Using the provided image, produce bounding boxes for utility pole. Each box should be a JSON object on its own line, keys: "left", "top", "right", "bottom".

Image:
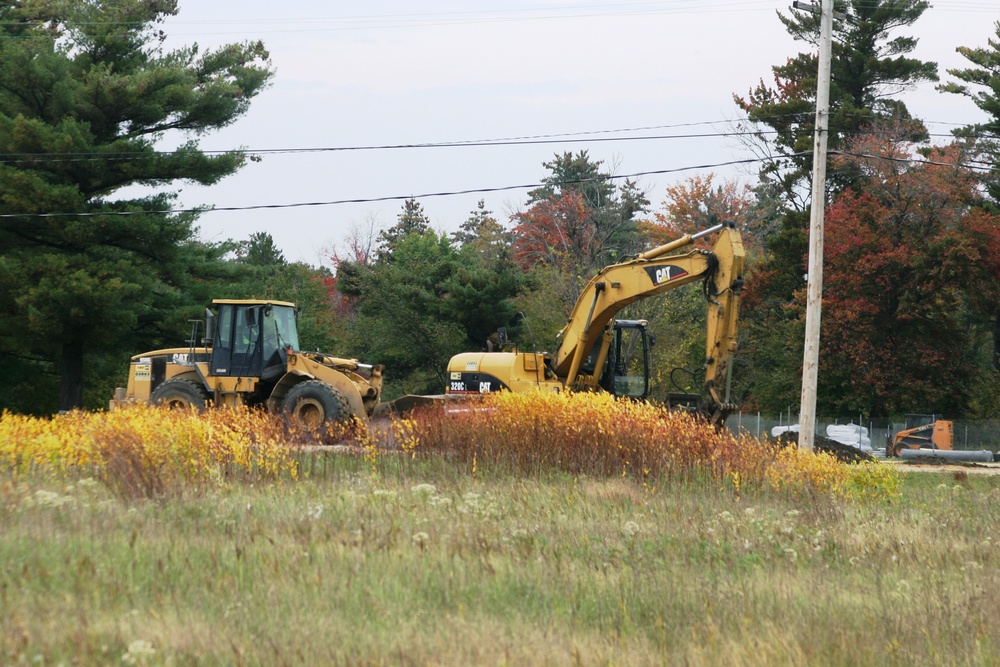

{"left": 796, "top": 0, "right": 834, "bottom": 451}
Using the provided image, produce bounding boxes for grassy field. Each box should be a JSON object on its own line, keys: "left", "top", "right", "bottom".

{"left": 3, "top": 455, "right": 1000, "bottom": 666}
{"left": 1, "top": 396, "right": 997, "bottom": 665}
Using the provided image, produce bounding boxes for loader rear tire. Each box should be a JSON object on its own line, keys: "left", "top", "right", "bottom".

{"left": 283, "top": 381, "right": 353, "bottom": 430}
{"left": 150, "top": 378, "right": 209, "bottom": 411}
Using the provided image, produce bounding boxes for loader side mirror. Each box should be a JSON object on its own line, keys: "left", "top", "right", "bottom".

{"left": 497, "top": 328, "right": 508, "bottom": 348}
{"left": 204, "top": 309, "right": 215, "bottom": 346}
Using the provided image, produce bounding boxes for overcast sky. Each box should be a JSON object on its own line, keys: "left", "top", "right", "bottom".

{"left": 153, "top": 1, "right": 999, "bottom": 265}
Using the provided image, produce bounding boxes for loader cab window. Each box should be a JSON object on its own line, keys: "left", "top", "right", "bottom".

{"left": 262, "top": 305, "right": 299, "bottom": 357}
{"left": 210, "top": 304, "right": 263, "bottom": 378}
{"left": 234, "top": 307, "right": 256, "bottom": 353}
{"left": 601, "top": 320, "right": 651, "bottom": 399}
{"left": 260, "top": 305, "right": 299, "bottom": 380}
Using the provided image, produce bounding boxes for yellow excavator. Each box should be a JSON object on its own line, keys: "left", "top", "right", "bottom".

{"left": 112, "top": 299, "right": 384, "bottom": 428}
{"left": 445, "top": 221, "right": 745, "bottom": 425}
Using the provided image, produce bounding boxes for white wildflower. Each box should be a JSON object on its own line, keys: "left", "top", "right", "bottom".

{"left": 122, "top": 639, "right": 156, "bottom": 665}
{"left": 622, "top": 521, "right": 641, "bottom": 538}
{"left": 27, "top": 490, "right": 74, "bottom": 508}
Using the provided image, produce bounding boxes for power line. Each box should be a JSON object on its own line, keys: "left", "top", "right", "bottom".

{"left": 1, "top": 113, "right": 987, "bottom": 166}
{"left": 134, "top": 2, "right": 794, "bottom": 35}
{"left": 0, "top": 2, "right": 802, "bottom": 39}
{"left": 830, "top": 149, "right": 1000, "bottom": 173}
{"left": 3, "top": 0, "right": 986, "bottom": 39}
{"left": 0, "top": 156, "right": 776, "bottom": 219}
{"left": 3, "top": 147, "right": 996, "bottom": 220}
{"left": 0, "top": 130, "right": 783, "bottom": 165}
{"left": 0, "top": 115, "right": 799, "bottom": 165}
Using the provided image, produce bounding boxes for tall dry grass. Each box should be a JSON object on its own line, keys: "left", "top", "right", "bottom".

{"left": 1, "top": 392, "right": 899, "bottom": 504}
{"left": 402, "top": 391, "right": 898, "bottom": 502}
{"left": 0, "top": 405, "right": 299, "bottom": 499}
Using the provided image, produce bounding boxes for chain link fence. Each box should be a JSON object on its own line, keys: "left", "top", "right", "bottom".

{"left": 725, "top": 412, "right": 1000, "bottom": 453}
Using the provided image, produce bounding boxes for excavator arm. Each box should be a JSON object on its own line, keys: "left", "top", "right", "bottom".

{"left": 553, "top": 222, "right": 745, "bottom": 422}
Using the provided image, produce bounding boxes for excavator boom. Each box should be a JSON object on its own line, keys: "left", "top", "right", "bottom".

{"left": 554, "top": 222, "right": 745, "bottom": 419}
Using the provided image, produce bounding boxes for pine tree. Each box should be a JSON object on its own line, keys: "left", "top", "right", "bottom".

{"left": 0, "top": 0, "right": 273, "bottom": 412}
{"left": 735, "top": 0, "right": 937, "bottom": 202}
{"left": 376, "top": 198, "right": 431, "bottom": 261}
{"left": 938, "top": 20, "right": 1000, "bottom": 207}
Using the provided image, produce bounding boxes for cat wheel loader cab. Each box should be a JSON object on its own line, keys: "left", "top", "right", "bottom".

{"left": 445, "top": 222, "right": 745, "bottom": 426}
{"left": 112, "top": 299, "right": 384, "bottom": 429}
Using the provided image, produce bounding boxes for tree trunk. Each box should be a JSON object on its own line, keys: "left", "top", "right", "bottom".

{"left": 994, "top": 310, "right": 1000, "bottom": 372}
{"left": 58, "top": 337, "right": 84, "bottom": 411}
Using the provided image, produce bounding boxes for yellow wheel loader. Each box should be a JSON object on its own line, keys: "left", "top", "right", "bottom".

{"left": 445, "top": 221, "right": 745, "bottom": 425}
{"left": 112, "top": 299, "right": 383, "bottom": 429}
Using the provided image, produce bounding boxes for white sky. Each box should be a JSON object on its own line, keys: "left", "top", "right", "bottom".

{"left": 154, "top": 1, "right": 999, "bottom": 265}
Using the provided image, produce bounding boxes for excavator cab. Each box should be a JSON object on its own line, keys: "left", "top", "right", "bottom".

{"left": 588, "top": 320, "right": 652, "bottom": 399}
{"left": 604, "top": 320, "right": 652, "bottom": 399}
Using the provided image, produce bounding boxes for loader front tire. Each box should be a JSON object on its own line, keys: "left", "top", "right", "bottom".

{"left": 150, "top": 378, "right": 209, "bottom": 411}
{"left": 283, "top": 381, "right": 353, "bottom": 430}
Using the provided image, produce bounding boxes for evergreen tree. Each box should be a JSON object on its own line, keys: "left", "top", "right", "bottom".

{"left": 0, "top": 0, "right": 273, "bottom": 412}
{"left": 345, "top": 198, "right": 523, "bottom": 390}
{"left": 939, "top": 20, "right": 1000, "bottom": 207}
{"left": 730, "top": 2, "right": 938, "bottom": 417}
{"left": 452, "top": 200, "right": 509, "bottom": 256}
{"left": 376, "top": 198, "right": 431, "bottom": 261}
{"left": 735, "top": 0, "right": 937, "bottom": 202}
{"left": 237, "top": 231, "right": 287, "bottom": 267}
{"left": 337, "top": 227, "right": 522, "bottom": 396}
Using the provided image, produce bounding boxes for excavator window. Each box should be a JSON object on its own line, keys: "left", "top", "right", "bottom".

{"left": 601, "top": 321, "right": 651, "bottom": 399}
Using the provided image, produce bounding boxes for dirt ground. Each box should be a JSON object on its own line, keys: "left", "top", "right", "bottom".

{"left": 884, "top": 459, "right": 1000, "bottom": 475}
{"left": 772, "top": 432, "right": 1000, "bottom": 474}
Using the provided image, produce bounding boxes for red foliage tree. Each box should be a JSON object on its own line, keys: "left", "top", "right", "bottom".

{"left": 510, "top": 192, "right": 596, "bottom": 272}
{"left": 820, "top": 139, "right": 1000, "bottom": 415}
{"left": 325, "top": 220, "right": 378, "bottom": 320}
{"left": 644, "top": 174, "right": 768, "bottom": 252}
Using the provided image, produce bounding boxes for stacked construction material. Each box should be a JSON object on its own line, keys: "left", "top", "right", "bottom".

{"left": 825, "top": 423, "right": 872, "bottom": 452}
